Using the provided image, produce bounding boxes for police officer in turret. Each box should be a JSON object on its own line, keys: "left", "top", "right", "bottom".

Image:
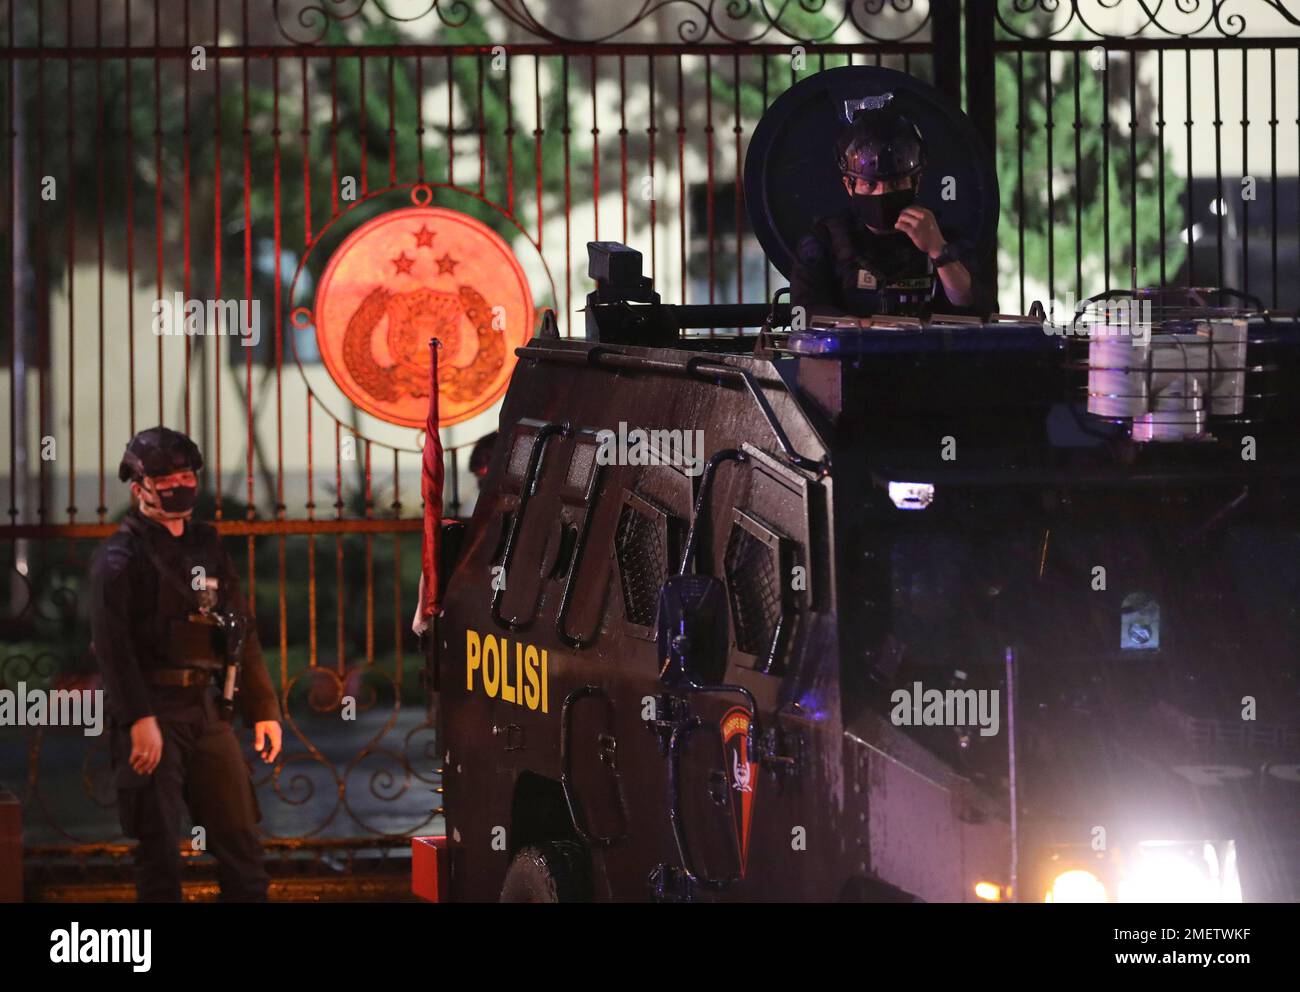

{"left": 790, "top": 96, "right": 991, "bottom": 319}
{"left": 89, "top": 427, "right": 282, "bottom": 902}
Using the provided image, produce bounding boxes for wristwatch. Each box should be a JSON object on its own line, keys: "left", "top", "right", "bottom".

{"left": 930, "top": 243, "right": 959, "bottom": 268}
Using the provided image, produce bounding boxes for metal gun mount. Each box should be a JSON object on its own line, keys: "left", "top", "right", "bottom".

{"left": 584, "top": 241, "right": 792, "bottom": 346}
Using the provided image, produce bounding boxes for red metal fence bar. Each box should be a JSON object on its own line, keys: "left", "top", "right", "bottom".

{"left": 7, "top": 24, "right": 942, "bottom": 535}
{"left": 13, "top": 0, "right": 1289, "bottom": 859}
{"left": 1, "top": 43, "right": 941, "bottom": 59}
{"left": 1, "top": 0, "right": 946, "bottom": 852}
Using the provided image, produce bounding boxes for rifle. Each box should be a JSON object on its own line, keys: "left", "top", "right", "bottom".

{"left": 213, "top": 610, "right": 247, "bottom": 723}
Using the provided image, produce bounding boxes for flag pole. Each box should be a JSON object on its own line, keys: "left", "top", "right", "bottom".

{"left": 417, "top": 338, "right": 445, "bottom": 721}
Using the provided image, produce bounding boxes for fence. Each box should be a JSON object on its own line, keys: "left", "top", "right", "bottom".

{"left": 0, "top": 0, "right": 1296, "bottom": 882}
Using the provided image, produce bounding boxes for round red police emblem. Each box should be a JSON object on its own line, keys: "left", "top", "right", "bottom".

{"left": 313, "top": 205, "right": 534, "bottom": 428}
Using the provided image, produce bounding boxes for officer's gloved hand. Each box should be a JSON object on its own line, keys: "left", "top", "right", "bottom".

{"left": 130, "top": 716, "right": 164, "bottom": 775}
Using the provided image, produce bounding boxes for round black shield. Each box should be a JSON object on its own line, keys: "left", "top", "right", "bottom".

{"left": 743, "top": 66, "right": 999, "bottom": 279}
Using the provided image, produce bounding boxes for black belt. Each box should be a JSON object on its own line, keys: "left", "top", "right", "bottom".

{"left": 147, "top": 668, "right": 214, "bottom": 688}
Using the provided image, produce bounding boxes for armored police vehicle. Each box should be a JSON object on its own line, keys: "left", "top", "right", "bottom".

{"left": 427, "top": 67, "right": 1300, "bottom": 902}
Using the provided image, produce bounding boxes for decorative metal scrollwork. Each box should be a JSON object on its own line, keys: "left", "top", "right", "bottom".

{"left": 275, "top": 0, "right": 472, "bottom": 44}
{"left": 275, "top": 0, "right": 934, "bottom": 46}
{"left": 994, "top": 1, "right": 1300, "bottom": 41}
{"left": 3, "top": 558, "right": 441, "bottom": 848}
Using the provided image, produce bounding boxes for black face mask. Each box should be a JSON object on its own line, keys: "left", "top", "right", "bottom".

{"left": 144, "top": 480, "right": 199, "bottom": 514}
{"left": 849, "top": 188, "right": 916, "bottom": 231}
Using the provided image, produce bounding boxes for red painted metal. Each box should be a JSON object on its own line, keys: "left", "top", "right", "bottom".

{"left": 420, "top": 339, "right": 443, "bottom": 619}
{"left": 705, "top": 52, "right": 715, "bottom": 328}
{"left": 0, "top": 789, "right": 21, "bottom": 903}
{"left": 562, "top": 54, "right": 571, "bottom": 334}
{"left": 618, "top": 54, "right": 627, "bottom": 243}
{"left": 63, "top": 19, "right": 74, "bottom": 523}
{"left": 476, "top": 52, "right": 485, "bottom": 196}
{"left": 676, "top": 54, "right": 685, "bottom": 306}
{"left": 410, "top": 835, "right": 447, "bottom": 903}
{"left": 502, "top": 54, "right": 513, "bottom": 215}
{"left": 533, "top": 55, "right": 542, "bottom": 245}
{"left": 0, "top": 0, "right": 947, "bottom": 857}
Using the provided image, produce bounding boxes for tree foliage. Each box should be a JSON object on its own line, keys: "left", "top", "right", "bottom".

{"left": 995, "top": 49, "right": 1187, "bottom": 311}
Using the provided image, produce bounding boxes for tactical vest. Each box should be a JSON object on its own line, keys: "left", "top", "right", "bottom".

{"left": 122, "top": 514, "right": 229, "bottom": 672}
{"left": 814, "top": 213, "right": 936, "bottom": 317}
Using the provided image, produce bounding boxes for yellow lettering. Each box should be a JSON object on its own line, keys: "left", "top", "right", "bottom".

{"left": 523, "top": 646, "right": 540, "bottom": 710}
{"left": 483, "top": 634, "right": 500, "bottom": 697}
{"left": 465, "top": 629, "right": 481, "bottom": 692}
{"left": 467, "top": 632, "right": 552, "bottom": 712}
{"left": 502, "top": 641, "right": 517, "bottom": 704}
{"left": 515, "top": 643, "right": 524, "bottom": 706}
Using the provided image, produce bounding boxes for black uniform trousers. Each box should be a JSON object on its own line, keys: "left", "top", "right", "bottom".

{"left": 115, "top": 694, "right": 268, "bottom": 902}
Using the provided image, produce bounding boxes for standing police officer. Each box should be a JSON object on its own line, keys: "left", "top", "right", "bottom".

{"left": 89, "top": 427, "right": 282, "bottom": 902}
{"left": 790, "top": 98, "right": 991, "bottom": 319}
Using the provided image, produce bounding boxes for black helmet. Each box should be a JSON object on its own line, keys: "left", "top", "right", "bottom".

{"left": 118, "top": 426, "right": 204, "bottom": 483}
{"left": 836, "top": 106, "right": 926, "bottom": 184}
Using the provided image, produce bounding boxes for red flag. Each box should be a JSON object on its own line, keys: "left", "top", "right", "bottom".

{"left": 420, "top": 338, "right": 444, "bottom": 618}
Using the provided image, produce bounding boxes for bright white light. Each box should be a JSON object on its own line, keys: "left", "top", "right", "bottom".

{"left": 1181, "top": 223, "right": 1204, "bottom": 244}
{"left": 1117, "top": 841, "right": 1242, "bottom": 903}
{"left": 1220, "top": 842, "right": 1244, "bottom": 903}
{"left": 1120, "top": 852, "right": 1211, "bottom": 902}
{"left": 1209, "top": 198, "right": 1227, "bottom": 217}
{"left": 974, "top": 881, "right": 1003, "bottom": 902}
{"left": 1046, "top": 869, "right": 1107, "bottom": 903}
{"left": 888, "top": 481, "right": 934, "bottom": 511}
